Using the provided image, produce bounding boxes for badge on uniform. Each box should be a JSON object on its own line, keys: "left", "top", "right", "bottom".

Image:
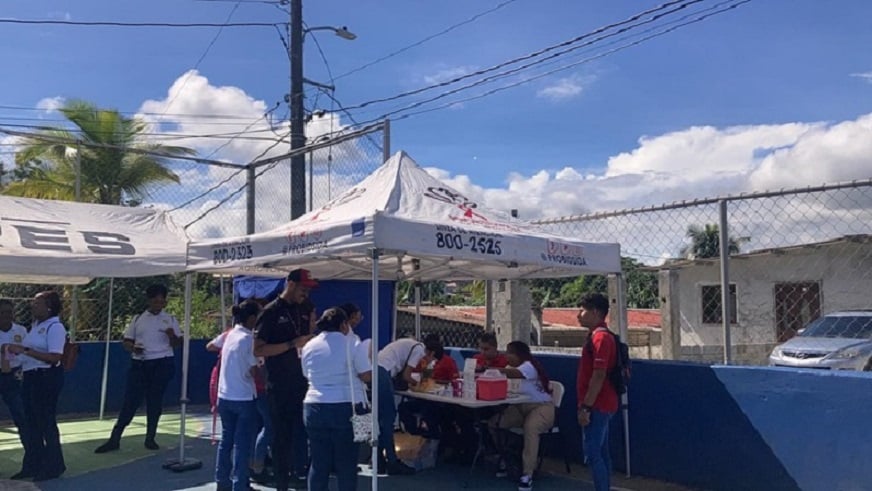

{"left": 38, "top": 328, "right": 46, "bottom": 334}
{"left": 13, "top": 335, "right": 21, "bottom": 342}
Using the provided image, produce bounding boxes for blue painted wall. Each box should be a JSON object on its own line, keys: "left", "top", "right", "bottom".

{"left": 4, "top": 340, "right": 871, "bottom": 491}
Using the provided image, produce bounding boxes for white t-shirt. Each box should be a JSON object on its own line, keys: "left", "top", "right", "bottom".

{"left": 302, "top": 331, "right": 371, "bottom": 404}
{"left": 21, "top": 317, "right": 66, "bottom": 371}
{"left": 218, "top": 325, "right": 257, "bottom": 401}
{"left": 124, "top": 310, "right": 182, "bottom": 361}
{"left": 0, "top": 323, "right": 28, "bottom": 369}
{"left": 377, "top": 338, "right": 426, "bottom": 377}
{"left": 517, "top": 361, "right": 552, "bottom": 403}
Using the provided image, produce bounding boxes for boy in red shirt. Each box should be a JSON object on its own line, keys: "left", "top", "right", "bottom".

{"left": 473, "top": 332, "right": 508, "bottom": 371}
{"left": 576, "top": 293, "right": 618, "bottom": 491}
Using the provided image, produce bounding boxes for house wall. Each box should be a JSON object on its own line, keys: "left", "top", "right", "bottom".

{"left": 669, "top": 241, "right": 872, "bottom": 364}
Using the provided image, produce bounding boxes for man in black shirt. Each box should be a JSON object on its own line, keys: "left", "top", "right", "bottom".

{"left": 255, "top": 269, "right": 317, "bottom": 491}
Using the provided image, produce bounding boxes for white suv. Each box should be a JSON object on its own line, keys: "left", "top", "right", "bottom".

{"left": 768, "top": 311, "right": 872, "bottom": 371}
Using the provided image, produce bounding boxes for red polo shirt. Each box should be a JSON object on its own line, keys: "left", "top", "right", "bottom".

{"left": 576, "top": 326, "right": 619, "bottom": 414}
{"left": 473, "top": 353, "right": 509, "bottom": 370}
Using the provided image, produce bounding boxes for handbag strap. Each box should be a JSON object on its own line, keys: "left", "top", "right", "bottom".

{"left": 346, "top": 335, "right": 369, "bottom": 409}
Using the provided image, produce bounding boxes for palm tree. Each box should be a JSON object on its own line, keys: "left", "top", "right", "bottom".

{"left": 680, "top": 223, "right": 743, "bottom": 259}
{"left": 4, "top": 100, "right": 194, "bottom": 205}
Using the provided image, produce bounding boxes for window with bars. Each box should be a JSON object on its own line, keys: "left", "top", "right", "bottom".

{"left": 700, "top": 284, "right": 737, "bottom": 324}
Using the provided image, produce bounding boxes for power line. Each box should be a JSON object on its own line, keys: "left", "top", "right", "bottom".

{"left": 337, "top": 0, "right": 751, "bottom": 127}
{"left": 200, "top": 101, "right": 281, "bottom": 160}
{"left": 0, "top": 104, "right": 275, "bottom": 120}
{"left": 0, "top": 18, "right": 280, "bottom": 28}
{"left": 0, "top": 127, "right": 244, "bottom": 169}
{"left": 160, "top": 1, "right": 242, "bottom": 115}
{"left": 334, "top": 0, "right": 520, "bottom": 81}
{"left": 346, "top": 0, "right": 712, "bottom": 122}
{"left": 0, "top": 121, "right": 286, "bottom": 141}
{"left": 336, "top": 0, "right": 699, "bottom": 113}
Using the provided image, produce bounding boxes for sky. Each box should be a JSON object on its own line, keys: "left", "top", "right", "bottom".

{"left": 1, "top": 0, "right": 872, "bottom": 239}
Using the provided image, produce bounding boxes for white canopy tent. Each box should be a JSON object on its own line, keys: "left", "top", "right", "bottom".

{"left": 0, "top": 196, "right": 199, "bottom": 470}
{"left": 188, "top": 151, "right": 628, "bottom": 488}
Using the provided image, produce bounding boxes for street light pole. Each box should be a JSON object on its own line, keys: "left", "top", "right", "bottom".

{"left": 289, "top": 0, "right": 306, "bottom": 219}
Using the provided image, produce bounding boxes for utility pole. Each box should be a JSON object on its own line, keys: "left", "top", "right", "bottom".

{"left": 289, "top": 0, "right": 306, "bottom": 219}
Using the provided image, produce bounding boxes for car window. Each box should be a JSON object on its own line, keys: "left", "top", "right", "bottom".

{"left": 801, "top": 316, "right": 872, "bottom": 339}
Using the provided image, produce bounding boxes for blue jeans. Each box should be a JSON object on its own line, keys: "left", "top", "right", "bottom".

{"left": 376, "top": 366, "right": 398, "bottom": 463}
{"left": 252, "top": 393, "right": 273, "bottom": 466}
{"left": 216, "top": 398, "right": 257, "bottom": 491}
{"left": 583, "top": 409, "right": 614, "bottom": 491}
{"left": 304, "top": 402, "right": 360, "bottom": 491}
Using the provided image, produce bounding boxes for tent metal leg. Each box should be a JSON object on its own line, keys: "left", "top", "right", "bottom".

{"left": 163, "top": 273, "right": 202, "bottom": 472}
{"left": 370, "top": 248, "right": 381, "bottom": 491}
{"left": 99, "top": 278, "right": 115, "bottom": 421}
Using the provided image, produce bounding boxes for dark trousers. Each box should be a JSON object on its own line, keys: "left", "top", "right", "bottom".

{"left": 268, "top": 386, "right": 308, "bottom": 490}
{"left": 112, "top": 357, "right": 175, "bottom": 440}
{"left": 304, "top": 402, "right": 359, "bottom": 491}
{"left": 0, "top": 370, "right": 29, "bottom": 448}
{"left": 21, "top": 366, "right": 65, "bottom": 477}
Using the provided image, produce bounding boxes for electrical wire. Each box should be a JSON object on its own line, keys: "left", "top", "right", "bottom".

{"left": 0, "top": 104, "right": 277, "bottom": 120}
{"left": 327, "top": 0, "right": 750, "bottom": 128}
{"left": 345, "top": 0, "right": 710, "bottom": 122}
{"left": 335, "top": 0, "right": 699, "bottom": 113}
{"left": 160, "top": 1, "right": 242, "bottom": 115}
{"left": 0, "top": 18, "right": 279, "bottom": 28}
{"left": 334, "top": 0, "right": 520, "bottom": 81}
{"left": 200, "top": 101, "right": 281, "bottom": 160}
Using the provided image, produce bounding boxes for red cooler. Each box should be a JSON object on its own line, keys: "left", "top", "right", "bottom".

{"left": 476, "top": 377, "right": 508, "bottom": 401}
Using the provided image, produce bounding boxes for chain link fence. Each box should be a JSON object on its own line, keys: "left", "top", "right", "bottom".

{"left": 535, "top": 180, "right": 872, "bottom": 367}
{"left": 0, "top": 121, "right": 387, "bottom": 341}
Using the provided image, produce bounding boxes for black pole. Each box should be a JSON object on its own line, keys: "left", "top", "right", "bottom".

{"left": 289, "top": 0, "right": 306, "bottom": 219}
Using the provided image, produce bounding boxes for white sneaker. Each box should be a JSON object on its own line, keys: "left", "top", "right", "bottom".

{"left": 495, "top": 459, "right": 508, "bottom": 478}
{"left": 518, "top": 474, "right": 532, "bottom": 490}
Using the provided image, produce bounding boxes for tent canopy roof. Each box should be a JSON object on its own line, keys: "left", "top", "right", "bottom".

{"left": 187, "top": 151, "right": 621, "bottom": 280}
{"left": 0, "top": 196, "right": 190, "bottom": 284}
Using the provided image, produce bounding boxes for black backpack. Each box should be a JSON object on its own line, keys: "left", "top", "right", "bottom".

{"left": 583, "top": 328, "right": 631, "bottom": 395}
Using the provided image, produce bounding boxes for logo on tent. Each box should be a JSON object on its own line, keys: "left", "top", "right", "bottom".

{"left": 283, "top": 229, "right": 327, "bottom": 255}
{"left": 351, "top": 218, "right": 365, "bottom": 237}
{"left": 541, "top": 240, "right": 587, "bottom": 266}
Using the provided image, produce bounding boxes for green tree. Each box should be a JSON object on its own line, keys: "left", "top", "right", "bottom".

{"left": 680, "top": 223, "right": 743, "bottom": 259}
{"left": 3, "top": 99, "right": 193, "bottom": 205}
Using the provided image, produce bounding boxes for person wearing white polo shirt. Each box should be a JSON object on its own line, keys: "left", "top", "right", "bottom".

{"left": 215, "top": 299, "right": 260, "bottom": 491}
{"left": 95, "top": 284, "right": 181, "bottom": 453}
{"left": 0, "top": 299, "right": 29, "bottom": 452}
{"left": 7, "top": 291, "right": 67, "bottom": 481}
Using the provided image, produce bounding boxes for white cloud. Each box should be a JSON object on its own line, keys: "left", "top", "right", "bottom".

{"left": 36, "top": 96, "right": 65, "bottom": 113}
{"left": 136, "top": 70, "right": 378, "bottom": 238}
{"left": 420, "top": 65, "right": 476, "bottom": 86}
{"left": 850, "top": 71, "right": 872, "bottom": 83}
{"left": 536, "top": 75, "right": 585, "bottom": 101}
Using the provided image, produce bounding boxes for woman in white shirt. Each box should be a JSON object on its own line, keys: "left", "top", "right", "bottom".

{"left": 490, "top": 341, "right": 555, "bottom": 491}
{"left": 302, "top": 307, "right": 372, "bottom": 491}
{"left": 7, "top": 291, "right": 67, "bottom": 482}
{"left": 214, "top": 300, "right": 261, "bottom": 491}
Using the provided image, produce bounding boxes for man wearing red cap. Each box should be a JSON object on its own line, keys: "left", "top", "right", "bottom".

{"left": 254, "top": 268, "right": 318, "bottom": 491}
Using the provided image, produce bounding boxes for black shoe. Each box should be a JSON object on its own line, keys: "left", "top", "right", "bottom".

{"left": 387, "top": 461, "right": 416, "bottom": 475}
{"left": 95, "top": 439, "right": 120, "bottom": 454}
{"left": 11, "top": 470, "right": 34, "bottom": 480}
{"left": 144, "top": 438, "right": 160, "bottom": 450}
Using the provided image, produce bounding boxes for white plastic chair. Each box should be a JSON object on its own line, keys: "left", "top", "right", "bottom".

{"left": 509, "top": 380, "right": 571, "bottom": 474}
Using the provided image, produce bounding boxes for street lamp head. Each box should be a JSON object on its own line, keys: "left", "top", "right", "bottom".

{"left": 333, "top": 26, "right": 356, "bottom": 40}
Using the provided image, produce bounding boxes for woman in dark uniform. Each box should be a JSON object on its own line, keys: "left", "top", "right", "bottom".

{"left": 8, "top": 290, "right": 67, "bottom": 481}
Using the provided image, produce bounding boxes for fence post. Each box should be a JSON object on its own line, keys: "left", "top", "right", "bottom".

{"left": 246, "top": 165, "right": 256, "bottom": 234}
{"left": 382, "top": 119, "right": 391, "bottom": 163}
{"left": 718, "top": 199, "right": 732, "bottom": 364}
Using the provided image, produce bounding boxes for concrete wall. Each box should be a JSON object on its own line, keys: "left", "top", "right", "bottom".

{"left": 5, "top": 336, "right": 871, "bottom": 491}
{"left": 666, "top": 241, "right": 872, "bottom": 364}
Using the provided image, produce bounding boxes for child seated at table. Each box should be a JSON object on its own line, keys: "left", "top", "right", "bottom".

{"left": 398, "top": 335, "right": 458, "bottom": 438}
{"left": 488, "top": 341, "right": 555, "bottom": 491}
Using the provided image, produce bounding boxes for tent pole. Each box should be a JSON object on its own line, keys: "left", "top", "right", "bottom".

{"left": 163, "top": 273, "right": 202, "bottom": 472}
{"left": 99, "top": 278, "right": 115, "bottom": 420}
{"left": 219, "top": 275, "right": 227, "bottom": 331}
{"left": 485, "top": 280, "right": 493, "bottom": 333}
{"left": 614, "top": 272, "right": 631, "bottom": 477}
{"left": 370, "top": 248, "right": 381, "bottom": 491}
{"left": 414, "top": 282, "right": 421, "bottom": 340}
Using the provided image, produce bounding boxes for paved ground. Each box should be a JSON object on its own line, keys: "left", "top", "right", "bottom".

{"left": 0, "top": 410, "right": 698, "bottom": 491}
